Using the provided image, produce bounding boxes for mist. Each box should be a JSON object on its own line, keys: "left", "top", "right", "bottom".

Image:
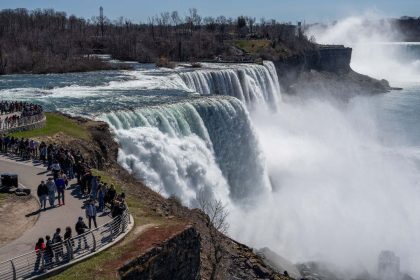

{"left": 307, "top": 12, "right": 420, "bottom": 85}
{"left": 226, "top": 14, "right": 420, "bottom": 278}
{"left": 228, "top": 95, "right": 420, "bottom": 277}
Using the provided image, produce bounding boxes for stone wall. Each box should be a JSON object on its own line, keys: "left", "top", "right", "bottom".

{"left": 118, "top": 225, "right": 201, "bottom": 280}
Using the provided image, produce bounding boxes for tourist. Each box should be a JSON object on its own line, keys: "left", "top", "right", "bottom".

{"left": 75, "top": 217, "right": 89, "bottom": 251}
{"left": 39, "top": 142, "right": 47, "bottom": 162}
{"left": 90, "top": 175, "right": 99, "bottom": 200}
{"left": 111, "top": 200, "right": 126, "bottom": 235}
{"left": 64, "top": 227, "right": 73, "bottom": 261}
{"left": 97, "top": 183, "right": 106, "bottom": 212}
{"left": 66, "top": 152, "right": 75, "bottom": 180}
{"left": 37, "top": 181, "right": 48, "bottom": 210}
{"left": 55, "top": 176, "right": 66, "bottom": 206}
{"left": 51, "top": 160, "right": 61, "bottom": 179}
{"left": 106, "top": 184, "right": 116, "bottom": 208}
{"left": 47, "top": 147, "right": 53, "bottom": 170}
{"left": 44, "top": 235, "right": 54, "bottom": 269}
{"left": 83, "top": 171, "right": 93, "bottom": 197}
{"left": 111, "top": 200, "right": 126, "bottom": 218}
{"left": 46, "top": 178, "right": 57, "bottom": 207}
{"left": 60, "top": 171, "right": 68, "bottom": 188}
{"left": 34, "top": 237, "right": 45, "bottom": 272}
{"left": 85, "top": 199, "right": 97, "bottom": 229}
{"left": 52, "top": 228, "right": 64, "bottom": 263}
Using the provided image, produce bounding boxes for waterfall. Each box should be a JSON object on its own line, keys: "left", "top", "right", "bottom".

{"left": 179, "top": 61, "right": 281, "bottom": 110}
{"left": 101, "top": 96, "right": 271, "bottom": 206}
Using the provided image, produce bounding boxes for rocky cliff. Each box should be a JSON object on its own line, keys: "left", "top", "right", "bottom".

{"left": 274, "top": 44, "right": 392, "bottom": 99}
{"left": 119, "top": 225, "right": 201, "bottom": 280}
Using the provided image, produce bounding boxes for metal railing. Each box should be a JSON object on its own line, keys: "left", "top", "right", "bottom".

{"left": 0, "top": 211, "right": 130, "bottom": 280}
{"left": 0, "top": 112, "right": 45, "bottom": 131}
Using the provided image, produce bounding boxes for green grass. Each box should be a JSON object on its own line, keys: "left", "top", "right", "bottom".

{"left": 10, "top": 113, "right": 90, "bottom": 140}
{"left": 230, "top": 39, "right": 271, "bottom": 54}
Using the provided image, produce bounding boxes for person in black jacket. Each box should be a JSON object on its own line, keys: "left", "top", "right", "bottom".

{"left": 52, "top": 228, "right": 64, "bottom": 263}
{"left": 37, "top": 181, "right": 48, "bottom": 210}
{"left": 75, "top": 217, "right": 89, "bottom": 251}
{"left": 44, "top": 235, "right": 53, "bottom": 269}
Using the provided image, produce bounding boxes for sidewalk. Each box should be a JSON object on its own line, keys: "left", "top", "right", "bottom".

{"left": 0, "top": 155, "right": 111, "bottom": 262}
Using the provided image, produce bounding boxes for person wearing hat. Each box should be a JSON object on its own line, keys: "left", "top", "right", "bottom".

{"left": 75, "top": 217, "right": 89, "bottom": 251}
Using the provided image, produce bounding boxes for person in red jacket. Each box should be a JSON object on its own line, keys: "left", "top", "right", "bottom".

{"left": 34, "top": 237, "right": 46, "bottom": 272}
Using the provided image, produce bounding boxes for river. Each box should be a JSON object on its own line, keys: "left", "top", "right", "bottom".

{"left": 1, "top": 44, "right": 420, "bottom": 278}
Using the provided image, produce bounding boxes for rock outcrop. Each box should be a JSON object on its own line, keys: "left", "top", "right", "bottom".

{"left": 274, "top": 44, "right": 392, "bottom": 98}
{"left": 118, "top": 225, "right": 201, "bottom": 280}
{"left": 256, "top": 247, "right": 302, "bottom": 279}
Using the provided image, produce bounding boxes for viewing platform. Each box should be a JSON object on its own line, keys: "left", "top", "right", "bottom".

{"left": 0, "top": 102, "right": 46, "bottom": 134}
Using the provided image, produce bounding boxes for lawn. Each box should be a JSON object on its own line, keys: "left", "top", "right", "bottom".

{"left": 10, "top": 112, "right": 90, "bottom": 140}
{"left": 230, "top": 39, "right": 271, "bottom": 54}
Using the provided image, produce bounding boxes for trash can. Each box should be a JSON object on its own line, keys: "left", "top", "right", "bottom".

{"left": 1, "top": 173, "right": 18, "bottom": 188}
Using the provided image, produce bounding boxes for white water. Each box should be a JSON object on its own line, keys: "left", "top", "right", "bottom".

{"left": 98, "top": 58, "right": 420, "bottom": 277}
{"left": 179, "top": 61, "right": 281, "bottom": 110}
{"left": 101, "top": 97, "right": 271, "bottom": 206}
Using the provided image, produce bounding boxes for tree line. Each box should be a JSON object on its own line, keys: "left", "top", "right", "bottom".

{"left": 0, "top": 8, "right": 314, "bottom": 74}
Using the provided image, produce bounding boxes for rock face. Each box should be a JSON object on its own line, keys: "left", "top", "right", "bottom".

{"left": 378, "top": 251, "right": 400, "bottom": 280}
{"left": 274, "top": 44, "right": 392, "bottom": 98}
{"left": 256, "top": 247, "right": 302, "bottom": 279}
{"left": 118, "top": 226, "right": 201, "bottom": 280}
{"left": 304, "top": 45, "right": 352, "bottom": 74}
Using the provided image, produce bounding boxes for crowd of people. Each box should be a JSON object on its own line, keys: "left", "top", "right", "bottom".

{"left": 0, "top": 101, "right": 43, "bottom": 116}
{"left": 0, "top": 101, "right": 43, "bottom": 130}
{"left": 0, "top": 132, "right": 127, "bottom": 273}
{"left": 34, "top": 161, "right": 126, "bottom": 272}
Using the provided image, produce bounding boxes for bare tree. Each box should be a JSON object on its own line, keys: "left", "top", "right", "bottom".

{"left": 197, "top": 191, "right": 229, "bottom": 280}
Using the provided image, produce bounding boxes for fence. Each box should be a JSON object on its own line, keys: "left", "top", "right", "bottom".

{"left": 0, "top": 112, "right": 45, "bottom": 131}
{"left": 0, "top": 211, "right": 131, "bottom": 280}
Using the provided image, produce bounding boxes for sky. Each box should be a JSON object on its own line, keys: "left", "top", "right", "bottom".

{"left": 0, "top": 0, "right": 419, "bottom": 23}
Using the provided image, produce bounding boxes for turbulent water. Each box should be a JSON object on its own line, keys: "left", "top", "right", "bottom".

{"left": 179, "top": 61, "right": 281, "bottom": 110}
{"left": 1, "top": 43, "right": 420, "bottom": 278}
{"left": 101, "top": 97, "right": 270, "bottom": 206}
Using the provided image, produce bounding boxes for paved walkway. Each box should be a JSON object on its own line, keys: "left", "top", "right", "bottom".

{"left": 0, "top": 155, "right": 111, "bottom": 262}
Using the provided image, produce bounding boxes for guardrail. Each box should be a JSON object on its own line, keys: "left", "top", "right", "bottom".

{"left": 0, "top": 112, "right": 45, "bottom": 131}
{"left": 0, "top": 210, "right": 131, "bottom": 280}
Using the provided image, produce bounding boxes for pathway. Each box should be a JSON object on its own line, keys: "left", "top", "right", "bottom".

{"left": 0, "top": 155, "right": 111, "bottom": 262}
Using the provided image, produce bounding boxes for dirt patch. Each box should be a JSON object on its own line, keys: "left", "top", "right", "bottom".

{"left": 0, "top": 195, "right": 39, "bottom": 246}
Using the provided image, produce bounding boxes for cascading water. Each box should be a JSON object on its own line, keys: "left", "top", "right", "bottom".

{"left": 179, "top": 61, "right": 281, "bottom": 110}
{"left": 4, "top": 53, "right": 420, "bottom": 278}
{"left": 101, "top": 96, "right": 271, "bottom": 206}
